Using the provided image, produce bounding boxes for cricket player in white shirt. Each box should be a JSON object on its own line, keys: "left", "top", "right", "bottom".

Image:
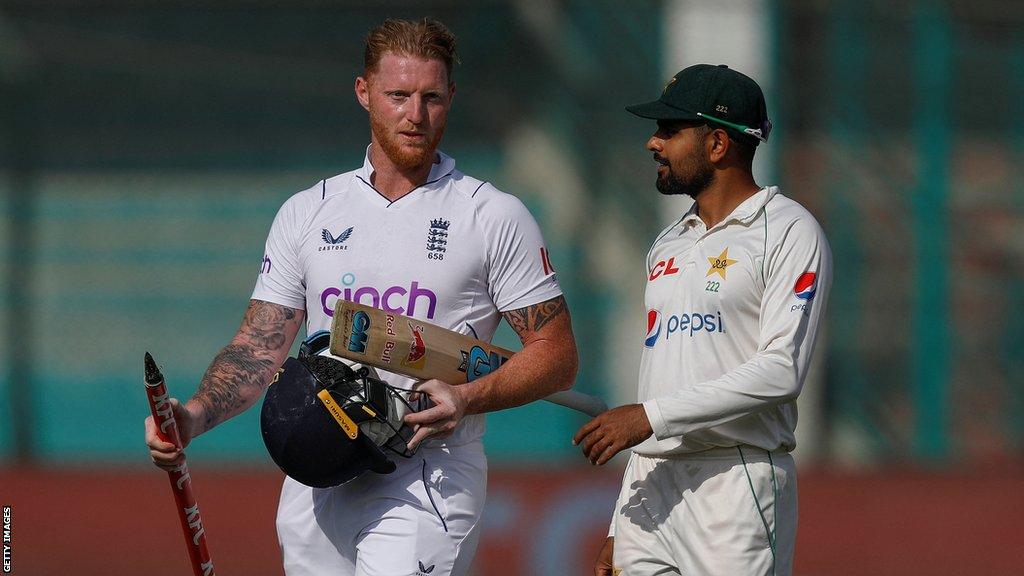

{"left": 574, "top": 64, "right": 832, "bottom": 576}
{"left": 145, "top": 18, "right": 578, "bottom": 576}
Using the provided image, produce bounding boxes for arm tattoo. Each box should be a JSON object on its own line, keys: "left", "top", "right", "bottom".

{"left": 241, "top": 299, "right": 296, "bottom": 350}
{"left": 502, "top": 295, "right": 567, "bottom": 342}
{"left": 195, "top": 344, "right": 277, "bottom": 431}
{"left": 193, "top": 300, "right": 299, "bottom": 431}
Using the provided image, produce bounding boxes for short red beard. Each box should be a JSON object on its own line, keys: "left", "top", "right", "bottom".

{"left": 369, "top": 106, "right": 446, "bottom": 171}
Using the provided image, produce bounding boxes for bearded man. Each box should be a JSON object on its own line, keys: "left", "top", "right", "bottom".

{"left": 145, "top": 18, "right": 577, "bottom": 576}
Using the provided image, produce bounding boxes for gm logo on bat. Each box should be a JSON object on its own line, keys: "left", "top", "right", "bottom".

{"left": 347, "top": 311, "right": 371, "bottom": 353}
{"left": 459, "top": 346, "right": 509, "bottom": 381}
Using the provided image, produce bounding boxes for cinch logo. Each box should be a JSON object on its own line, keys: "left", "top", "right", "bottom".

{"left": 794, "top": 272, "right": 817, "bottom": 300}
{"left": 347, "top": 311, "right": 370, "bottom": 353}
{"left": 459, "top": 345, "right": 510, "bottom": 381}
{"left": 644, "top": 309, "right": 662, "bottom": 348}
{"left": 320, "top": 274, "right": 438, "bottom": 319}
{"left": 644, "top": 309, "right": 725, "bottom": 346}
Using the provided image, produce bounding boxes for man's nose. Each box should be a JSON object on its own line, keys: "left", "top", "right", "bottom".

{"left": 406, "top": 95, "right": 426, "bottom": 125}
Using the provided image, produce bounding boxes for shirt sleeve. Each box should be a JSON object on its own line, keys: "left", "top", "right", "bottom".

{"left": 482, "top": 190, "right": 562, "bottom": 312}
{"left": 250, "top": 193, "right": 308, "bottom": 310}
{"left": 643, "top": 215, "right": 833, "bottom": 439}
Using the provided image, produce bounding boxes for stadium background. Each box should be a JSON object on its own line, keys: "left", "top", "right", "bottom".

{"left": 1, "top": 1, "right": 1022, "bottom": 574}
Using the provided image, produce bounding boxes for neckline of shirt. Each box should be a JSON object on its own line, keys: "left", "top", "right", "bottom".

{"left": 354, "top": 145, "right": 457, "bottom": 208}
{"left": 680, "top": 186, "right": 778, "bottom": 232}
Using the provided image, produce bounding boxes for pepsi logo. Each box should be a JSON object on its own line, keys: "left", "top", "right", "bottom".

{"left": 644, "top": 309, "right": 662, "bottom": 348}
{"left": 794, "top": 272, "right": 817, "bottom": 301}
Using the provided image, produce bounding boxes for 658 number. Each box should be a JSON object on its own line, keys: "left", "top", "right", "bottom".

{"left": 428, "top": 252, "right": 444, "bottom": 260}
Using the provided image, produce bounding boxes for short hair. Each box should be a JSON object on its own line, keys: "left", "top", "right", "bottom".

{"left": 697, "top": 123, "right": 756, "bottom": 166}
{"left": 363, "top": 18, "right": 459, "bottom": 81}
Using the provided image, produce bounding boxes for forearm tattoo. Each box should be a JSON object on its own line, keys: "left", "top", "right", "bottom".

{"left": 193, "top": 300, "right": 298, "bottom": 431}
{"left": 243, "top": 300, "right": 295, "bottom": 350}
{"left": 502, "top": 295, "right": 567, "bottom": 342}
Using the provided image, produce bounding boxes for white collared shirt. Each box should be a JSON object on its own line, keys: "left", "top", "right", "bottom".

{"left": 252, "top": 148, "right": 562, "bottom": 447}
{"left": 634, "top": 186, "right": 832, "bottom": 456}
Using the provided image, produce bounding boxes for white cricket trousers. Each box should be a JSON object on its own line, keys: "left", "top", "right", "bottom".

{"left": 613, "top": 448, "right": 797, "bottom": 576}
{"left": 276, "top": 442, "right": 487, "bottom": 576}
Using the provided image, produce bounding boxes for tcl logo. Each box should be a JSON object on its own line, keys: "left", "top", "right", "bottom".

{"left": 649, "top": 257, "right": 680, "bottom": 281}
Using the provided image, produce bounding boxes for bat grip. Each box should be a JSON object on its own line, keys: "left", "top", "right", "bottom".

{"left": 543, "top": 389, "right": 609, "bottom": 417}
{"left": 146, "top": 378, "right": 216, "bottom": 576}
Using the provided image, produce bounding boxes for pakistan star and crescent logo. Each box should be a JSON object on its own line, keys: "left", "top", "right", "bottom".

{"left": 706, "top": 247, "right": 738, "bottom": 279}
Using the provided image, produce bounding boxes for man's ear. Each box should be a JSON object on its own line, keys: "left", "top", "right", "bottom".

{"left": 355, "top": 76, "right": 370, "bottom": 111}
{"left": 707, "top": 128, "right": 730, "bottom": 163}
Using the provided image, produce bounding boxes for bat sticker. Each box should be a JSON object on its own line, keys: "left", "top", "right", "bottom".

{"left": 458, "top": 345, "right": 509, "bottom": 381}
{"left": 347, "top": 311, "right": 371, "bottom": 353}
{"left": 403, "top": 322, "right": 427, "bottom": 369}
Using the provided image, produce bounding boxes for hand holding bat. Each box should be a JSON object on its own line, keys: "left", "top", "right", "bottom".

{"left": 330, "top": 300, "right": 608, "bottom": 417}
{"left": 145, "top": 395, "right": 197, "bottom": 470}
{"left": 144, "top": 352, "right": 217, "bottom": 576}
{"left": 404, "top": 378, "right": 469, "bottom": 450}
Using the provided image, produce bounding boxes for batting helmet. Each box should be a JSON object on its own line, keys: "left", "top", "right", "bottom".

{"left": 260, "top": 330, "right": 416, "bottom": 488}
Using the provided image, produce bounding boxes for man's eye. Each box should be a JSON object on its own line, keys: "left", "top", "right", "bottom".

{"left": 656, "top": 122, "right": 681, "bottom": 136}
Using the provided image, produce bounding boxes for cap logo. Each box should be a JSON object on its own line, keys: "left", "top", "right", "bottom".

{"left": 662, "top": 76, "right": 677, "bottom": 95}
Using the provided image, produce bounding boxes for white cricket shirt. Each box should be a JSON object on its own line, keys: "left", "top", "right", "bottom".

{"left": 252, "top": 148, "right": 562, "bottom": 447}
{"left": 634, "top": 186, "right": 832, "bottom": 457}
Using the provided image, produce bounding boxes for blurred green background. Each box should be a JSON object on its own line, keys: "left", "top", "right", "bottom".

{"left": 0, "top": 0, "right": 667, "bottom": 465}
{"left": 1, "top": 1, "right": 1022, "bottom": 575}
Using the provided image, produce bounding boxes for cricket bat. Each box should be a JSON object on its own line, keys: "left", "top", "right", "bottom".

{"left": 329, "top": 300, "right": 607, "bottom": 417}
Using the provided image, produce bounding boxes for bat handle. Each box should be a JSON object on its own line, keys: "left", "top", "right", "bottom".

{"left": 145, "top": 353, "right": 216, "bottom": 576}
{"left": 543, "top": 390, "right": 609, "bottom": 417}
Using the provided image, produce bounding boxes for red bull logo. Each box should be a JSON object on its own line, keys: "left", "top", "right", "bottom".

{"left": 403, "top": 322, "right": 427, "bottom": 369}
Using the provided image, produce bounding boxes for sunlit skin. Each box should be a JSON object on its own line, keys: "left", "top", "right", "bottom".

{"left": 646, "top": 119, "right": 761, "bottom": 229}
{"left": 649, "top": 120, "right": 716, "bottom": 199}
{"left": 354, "top": 53, "right": 579, "bottom": 451}
{"left": 355, "top": 52, "right": 455, "bottom": 201}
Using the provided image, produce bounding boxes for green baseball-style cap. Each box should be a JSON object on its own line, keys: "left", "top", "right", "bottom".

{"left": 627, "top": 64, "right": 771, "bottom": 145}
